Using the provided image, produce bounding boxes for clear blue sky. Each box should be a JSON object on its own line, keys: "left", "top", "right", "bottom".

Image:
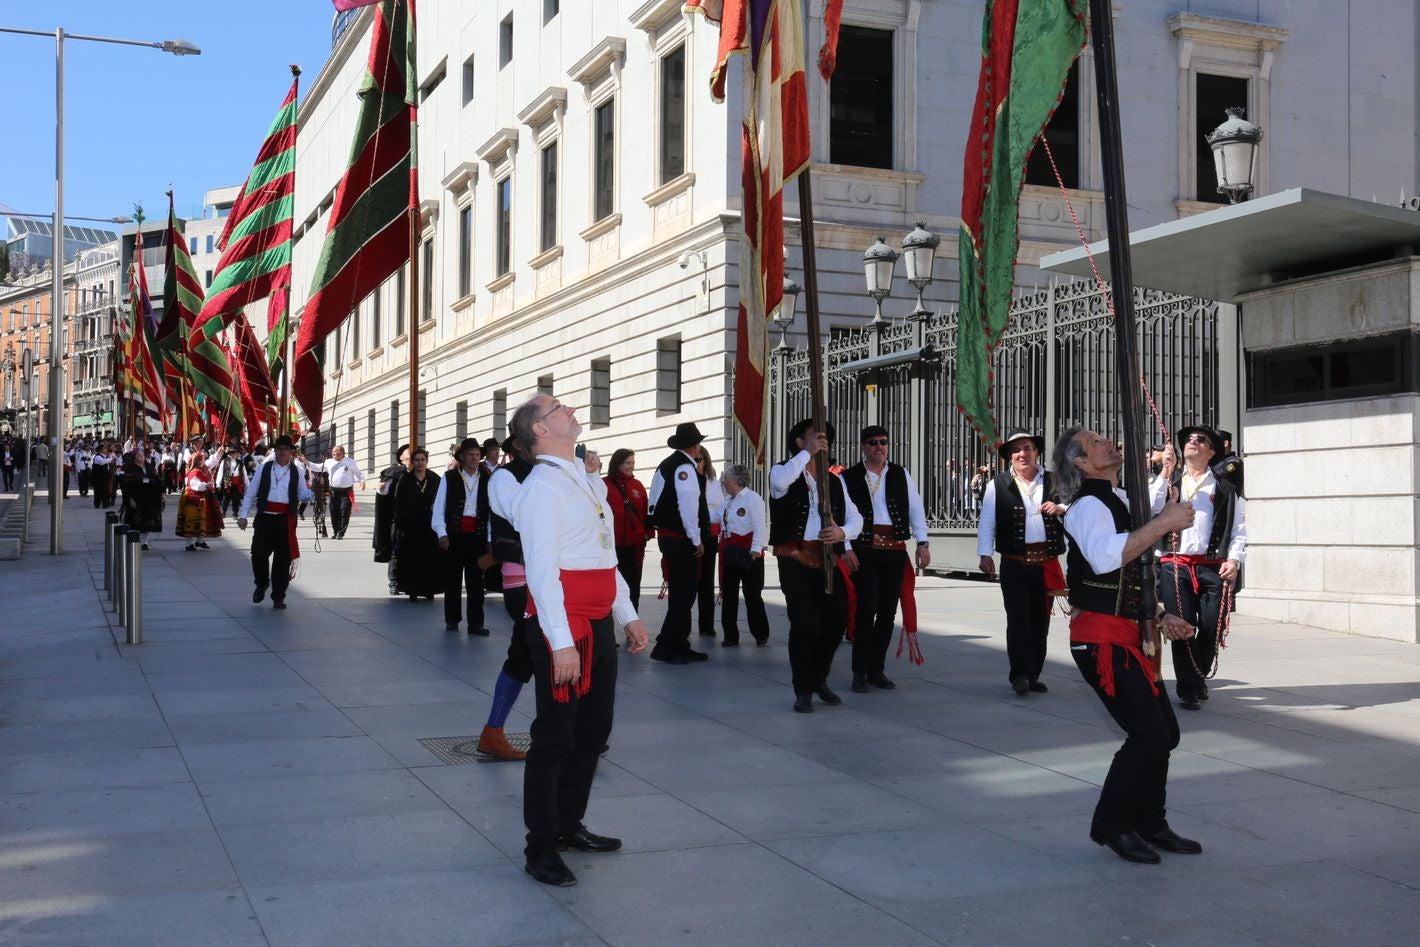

{"left": 1, "top": 1, "right": 338, "bottom": 225}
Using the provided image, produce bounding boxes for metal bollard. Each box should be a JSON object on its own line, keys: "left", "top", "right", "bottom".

{"left": 111, "top": 525, "right": 128, "bottom": 612}
{"left": 125, "top": 531, "right": 143, "bottom": 645}
{"left": 103, "top": 512, "right": 119, "bottom": 592}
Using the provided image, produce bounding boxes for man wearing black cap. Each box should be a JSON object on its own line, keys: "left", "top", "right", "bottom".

{"left": 976, "top": 431, "right": 1068, "bottom": 695}
{"left": 841, "top": 425, "right": 930, "bottom": 694}
{"left": 648, "top": 421, "right": 711, "bottom": 664}
{"left": 237, "top": 435, "right": 314, "bottom": 609}
{"left": 1212, "top": 430, "right": 1244, "bottom": 497}
{"left": 434, "top": 437, "right": 491, "bottom": 634}
{"left": 770, "top": 420, "right": 863, "bottom": 713}
{"left": 1151, "top": 425, "right": 1246, "bottom": 710}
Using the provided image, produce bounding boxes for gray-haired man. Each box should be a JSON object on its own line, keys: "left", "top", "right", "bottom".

{"left": 719, "top": 464, "right": 770, "bottom": 646}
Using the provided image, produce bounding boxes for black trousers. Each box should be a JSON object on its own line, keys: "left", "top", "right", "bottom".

{"left": 696, "top": 533, "right": 720, "bottom": 635}
{"left": 1072, "top": 641, "right": 1180, "bottom": 836}
{"left": 721, "top": 555, "right": 769, "bottom": 645}
{"left": 251, "top": 513, "right": 293, "bottom": 602}
{"left": 780, "top": 556, "right": 848, "bottom": 695}
{"left": 1, "top": 465, "right": 13, "bottom": 490}
{"left": 1001, "top": 557, "right": 1051, "bottom": 684}
{"left": 850, "top": 547, "right": 909, "bottom": 676}
{"left": 329, "top": 487, "right": 353, "bottom": 535}
{"left": 1159, "top": 561, "right": 1224, "bottom": 699}
{"left": 444, "top": 531, "right": 487, "bottom": 628}
{"left": 615, "top": 544, "right": 644, "bottom": 612}
{"left": 654, "top": 536, "right": 698, "bottom": 655}
{"left": 77, "top": 469, "right": 90, "bottom": 495}
{"left": 501, "top": 585, "right": 534, "bottom": 684}
{"left": 221, "top": 487, "right": 243, "bottom": 518}
{"left": 523, "top": 610, "right": 617, "bottom": 860}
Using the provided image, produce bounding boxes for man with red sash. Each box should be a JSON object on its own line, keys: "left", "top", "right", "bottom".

{"left": 509, "top": 394, "right": 649, "bottom": 888}
{"left": 433, "top": 437, "right": 491, "bottom": 634}
{"left": 841, "top": 425, "right": 931, "bottom": 694}
{"left": 238, "top": 434, "right": 313, "bottom": 610}
{"left": 647, "top": 421, "right": 711, "bottom": 664}
{"left": 1150, "top": 425, "right": 1246, "bottom": 710}
{"left": 718, "top": 463, "right": 769, "bottom": 646}
{"left": 1053, "top": 426, "right": 1202, "bottom": 865}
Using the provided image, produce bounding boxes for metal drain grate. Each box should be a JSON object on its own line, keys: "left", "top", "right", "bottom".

{"left": 418, "top": 733, "right": 531, "bottom": 764}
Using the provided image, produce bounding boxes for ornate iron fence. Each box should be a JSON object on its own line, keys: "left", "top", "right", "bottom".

{"left": 732, "top": 280, "right": 1231, "bottom": 535}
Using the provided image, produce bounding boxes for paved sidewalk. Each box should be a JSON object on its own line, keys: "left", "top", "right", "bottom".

{"left": 2, "top": 495, "right": 1420, "bottom": 945}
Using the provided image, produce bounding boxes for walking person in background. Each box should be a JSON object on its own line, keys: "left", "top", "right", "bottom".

{"left": 177, "top": 449, "right": 222, "bottom": 551}
{"left": 718, "top": 463, "right": 770, "bottom": 646}
{"left": 238, "top": 435, "right": 314, "bottom": 609}
{"left": 433, "top": 438, "right": 490, "bottom": 634}
{"left": 74, "top": 441, "right": 93, "bottom": 496}
{"left": 120, "top": 444, "right": 164, "bottom": 551}
{"left": 648, "top": 422, "right": 710, "bottom": 664}
{"left": 394, "top": 448, "right": 443, "bottom": 601}
{"left": 89, "top": 442, "right": 114, "bottom": 508}
{"left": 0, "top": 439, "right": 16, "bottom": 491}
{"left": 604, "top": 448, "right": 651, "bottom": 612}
{"left": 697, "top": 447, "right": 725, "bottom": 641}
{"left": 375, "top": 444, "right": 411, "bottom": 594}
{"left": 323, "top": 444, "right": 366, "bottom": 540}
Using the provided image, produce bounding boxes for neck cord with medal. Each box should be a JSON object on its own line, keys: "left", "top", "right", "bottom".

{"left": 548, "top": 457, "right": 613, "bottom": 548}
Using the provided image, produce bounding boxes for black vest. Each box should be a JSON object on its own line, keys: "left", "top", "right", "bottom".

{"left": 992, "top": 471, "right": 1065, "bottom": 556}
{"left": 841, "top": 462, "right": 912, "bottom": 541}
{"left": 649, "top": 451, "right": 709, "bottom": 537}
{"left": 1063, "top": 479, "right": 1147, "bottom": 620}
{"left": 489, "top": 456, "right": 534, "bottom": 565}
{"left": 440, "top": 466, "right": 490, "bottom": 537}
{"left": 768, "top": 462, "right": 849, "bottom": 549}
{"left": 254, "top": 460, "right": 299, "bottom": 514}
{"left": 1158, "top": 469, "right": 1239, "bottom": 559}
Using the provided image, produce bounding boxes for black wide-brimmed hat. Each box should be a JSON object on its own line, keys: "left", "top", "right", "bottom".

{"left": 667, "top": 422, "right": 706, "bottom": 450}
{"left": 454, "top": 437, "right": 481, "bottom": 461}
{"left": 1176, "top": 425, "right": 1223, "bottom": 458}
{"left": 271, "top": 435, "right": 296, "bottom": 451}
{"left": 998, "top": 431, "right": 1045, "bottom": 461}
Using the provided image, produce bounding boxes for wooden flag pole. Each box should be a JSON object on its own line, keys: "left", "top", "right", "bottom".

{"left": 796, "top": 167, "right": 837, "bottom": 593}
{"left": 1088, "top": 0, "right": 1160, "bottom": 656}
{"left": 406, "top": 205, "right": 419, "bottom": 454}
{"left": 277, "top": 64, "right": 300, "bottom": 440}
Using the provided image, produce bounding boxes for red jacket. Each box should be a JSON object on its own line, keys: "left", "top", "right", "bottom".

{"left": 604, "top": 472, "right": 651, "bottom": 547}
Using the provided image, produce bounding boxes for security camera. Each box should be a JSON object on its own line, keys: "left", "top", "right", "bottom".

{"left": 678, "top": 250, "right": 704, "bottom": 271}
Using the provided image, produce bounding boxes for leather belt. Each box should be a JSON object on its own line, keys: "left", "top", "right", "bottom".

{"left": 774, "top": 539, "right": 824, "bottom": 569}
{"left": 868, "top": 524, "right": 907, "bottom": 551}
{"left": 1001, "top": 542, "right": 1055, "bottom": 565}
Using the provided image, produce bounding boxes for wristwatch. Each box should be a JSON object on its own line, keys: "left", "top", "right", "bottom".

{"left": 916, "top": 541, "right": 930, "bottom": 548}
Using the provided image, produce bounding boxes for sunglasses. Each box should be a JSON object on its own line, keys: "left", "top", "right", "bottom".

{"left": 1184, "top": 434, "right": 1210, "bottom": 445}
{"left": 863, "top": 438, "right": 889, "bottom": 447}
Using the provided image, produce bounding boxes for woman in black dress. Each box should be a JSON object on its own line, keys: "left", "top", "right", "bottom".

{"left": 120, "top": 445, "right": 165, "bottom": 550}
{"left": 394, "top": 447, "right": 442, "bottom": 599}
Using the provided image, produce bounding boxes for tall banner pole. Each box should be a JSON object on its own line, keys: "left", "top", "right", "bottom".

{"left": 279, "top": 64, "right": 300, "bottom": 439}
{"left": 1088, "top": 0, "right": 1159, "bottom": 656}
{"left": 797, "top": 167, "right": 836, "bottom": 593}
{"left": 406, "top": 206, "right": 419, "bottom": 452}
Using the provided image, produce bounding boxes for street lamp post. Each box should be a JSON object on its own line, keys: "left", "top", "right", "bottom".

{"left": 862, "top": 237, "right": 900, "bottom": 325}
{"left": 1207, "top": 107, "right": 1263, "bottom": 204}
{"left": 862, "top": 223, "right": 941, "bottom": 322}
{"left": 0, "top": 24, "right": 199, "bottom": 554}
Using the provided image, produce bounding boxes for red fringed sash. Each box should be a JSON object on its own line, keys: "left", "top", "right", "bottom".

{"left": 525, "top": 567, "right": 616, "bottom": 703}
{"left": 894, "top": 565, "right": 924, "bottom": 665}
{"left": 264, "top": 502, "right": 300, "bottom": 574}
{"left": 1070, "top": 611, "right": 1157, "bottom": 698}
{"left": 718, "top": 531, "right": 754, "bottom": 584}
{"left": 1160, "top": 553, "right": 1225, "bottom": 596}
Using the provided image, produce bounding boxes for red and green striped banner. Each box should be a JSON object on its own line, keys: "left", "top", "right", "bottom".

{"left": 956, "top": 0, "right": 1086, "bottom": 447}
{"left": 293, "top": 0, "right": 417, "bottom": 430}
{"left": 191, "top": 71, "right": 299, "bottom": 345}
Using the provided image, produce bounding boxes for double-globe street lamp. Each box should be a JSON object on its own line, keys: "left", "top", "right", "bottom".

{"left": 0, "top": 25, "right": 199, "bottom": 554}
{"left": 863, "top": 222, "right": 941, "bottom": 323}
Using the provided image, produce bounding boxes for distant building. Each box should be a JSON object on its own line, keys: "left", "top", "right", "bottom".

{"left": 4, "top": 217, "right": 117, "bottom": 268}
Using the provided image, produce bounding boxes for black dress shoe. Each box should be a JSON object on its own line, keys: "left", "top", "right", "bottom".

{"left": 468, "top": 627, "right": 490, "bottom": 637}
{"left": 1028, "top": 680, "right": 1049, "bottom": 693}
{"left": 815, "top": 686, "right": 842, "bottom": 705}
{"left": 685, "top": 649, "right": 709, "bottom": 662}
{"left": 1140, "top": 827, "right": 1202, "bottom": 854}
{"left": 1012, "top": 676, "right": 1030, "bottom": 696}
{"left": 1089, "top": 827, "right": 1161, "bottom": 864}
{"left": 525, "top": 851, "right": 578, "bottom": 887}
{"left": 753, "top": 634, "right": 769, "bottom": 646}
{"left": 1178, "top": 693, "right": 1201, "bottom": 711}
{"left": 851, "top": 675, "right": 870, "bottom": 694}
{"left": 253, "top": 583, "right": 267, "bottom": 603}
{"left": 650, "top": 650, "right": 689, "bottom": 665}
{"left": 868, "top": 671, "right": 895, "bottom": 690}
{"left": 272, "top": 599, "right": 287, "bottom": 610}
{"left": 793, "top": 693, "right": 814, "bottom": 713}
{"left": 1198, "top": 683, "right": 1210, "bottom": 701}
{"left": 557, "top": 827, "right": 622, "bottom": 853}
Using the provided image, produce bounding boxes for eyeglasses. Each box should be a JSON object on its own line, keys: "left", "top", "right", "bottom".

{"left": 864, "top": 438, "right": 889, "bottom": 446}
{"left": 535, "top": 401, "right": 566, "bottom": 422}
{"left": 1184, "top": 434, "right": 1210, "bottom": 445}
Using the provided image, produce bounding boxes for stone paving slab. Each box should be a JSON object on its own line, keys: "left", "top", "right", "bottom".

{"left": 1, "top": 494, "right": 1419, "bottom": 944}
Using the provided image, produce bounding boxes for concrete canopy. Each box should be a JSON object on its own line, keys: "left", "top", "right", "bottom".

{"left": 1039, "top": 188, "right": 1420, "bottom": 303}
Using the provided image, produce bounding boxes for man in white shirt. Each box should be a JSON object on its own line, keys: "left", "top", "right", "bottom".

{"left": 322, "top": 445, "right": 366, "bottom": 539}
{"left": 1149, "top": 425, "right": 1247, "bottom": 710}
{"left": 647, "top": 422, "right": 711, "bottom": 664}
{"left": 718, "top": 463, "right": 769, "bottom": 646}
{"left": 432, "top": 438, "right": 489, "bottom": 634}
{"left": 507, "top": 394, "right": 648, "bottom": 888}
{"left": 238, "top": 435, "right": 314, "bottom": 609}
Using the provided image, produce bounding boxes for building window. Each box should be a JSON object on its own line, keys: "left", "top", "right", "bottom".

{"left": 389, "top": 399, "right": 400, "bottom": 455}
{"left": 590, "top": 356, "right": 611, "bottom": 428}
{"left": 1025, "top": 60, "right": 1080, "bottom": 188}
{"left": 543, "top": 0, "right": 559, "bottom": 23}
{"left": 1249, "top": 333, "right": 1412, "bottom": 407}
{"left": 205, "top": 270, "right": 213, "bottom": 288}
{"left": 421, "top": 239, "right": 434, "bottom": 322}
{"left": 456, "top": 400, "right": 469, "bottom": 440}
{"left": 540, "top": 142, "right": 558, "bottom": 252}
{"left": 496, "top": 178, "right": 512, "bottom": 277}
{"left": 370, "top": 286, "right": 382, "bottom": 348}
{"left": 492, "top": 388, "right": 507, "bottom": 437}
{"left": 500, "top": 15, "right": 514, "bottom": 68}
{"left": 419, "top": 61, "right": 446, "bottom": 103}
{"left": 367, "top": 409, "right": 376, "bottom": 467}
{"left": 206, "top": 235, "right": 215, "bottom": 254}
{"left": 394, "top": 265, "right": 405, "bottom": 336}
{"left": 189, "top": 237, "right": 197, "bottom": 255}
{"left": 462, "top": 55, "right": 476, "bottom": 107}
{"left": 347, "top": 417, "right": 355, "bottom": 455}
{"left": 417, "top": 389, "right": 427, "bottom": 446}
{"left": 1196, "top": 74, "right": 1250, "bottom": 203}
{"left": 457, "top": 206, "right": 472, "bottom": 298}
{"left": 593, "top": 99, "right": 616, "bottom": 221}
{"left": 659, "top": 44, "right": 686, "bottom": 185}
{"left": 350, "top": 309, "right": 361, "bottom": 361}
{"left": 829, "top": 27, "right": 893, "bottom": 169}
{"left": 537, "top": 374, "right": 554, "bottom": 396}
{"left": 656, "top": 335, "right": 681, "bottom": 415}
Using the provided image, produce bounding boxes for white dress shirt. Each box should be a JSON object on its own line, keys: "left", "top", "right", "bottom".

{"left": 1063, "top": 486, "right": 1131, "bottom": 574}
{"left": 976, "top": 468, "right": 1047, "bottom": 556}
{"left": 769, "top": 450, "right": 864, "bottom": 541}
{"left": 860, "top": 463, "right": 929, "bottom": 542}
{"left": 647, "top": 449, "right": 704, "bottom": 540}
{"left": 238, "top": 460, "right": 314, "bottom": 518}
{"left": 324, "top": 456, "right": 366, "bottom": 489}
{"left": 431, "top": 467, "right": 481, "bottom": 539}
{"left": 705, "top": 478, "right": 726, "bottom": 527}
{"left": 515, "top": 455, "right": 638, "bottom": 650}
{"left": 721, "top": 487, "right": 768, "bottom": 549}
{"left": 1149, "top": 467, "right": 1247, "bottom": 562}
